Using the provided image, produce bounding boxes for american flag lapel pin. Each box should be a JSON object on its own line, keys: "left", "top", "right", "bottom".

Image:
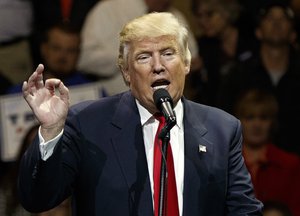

{"left": 199, "top": 144, "right": 207, "bottom": 153}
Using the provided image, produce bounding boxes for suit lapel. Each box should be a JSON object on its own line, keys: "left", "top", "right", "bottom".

{"left": 182, "top": 100, "right": 214, "bottom": 215}
{"left": 110, "top": 92, "right": 153, "bottom": 215}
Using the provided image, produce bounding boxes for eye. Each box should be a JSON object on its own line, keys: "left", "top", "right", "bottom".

{"left": 162, "top": 49, "right": 176, "bottom": 60}
{"left": 136, "top": 53, "right": 151, "bottom": 63}
{"left": 162, "top": 49, "right": 175, "bottom": 56}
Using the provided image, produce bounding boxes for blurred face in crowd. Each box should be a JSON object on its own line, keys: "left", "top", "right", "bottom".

{"left": 144, "top": 0, "right": 171, "bottom": 12}
{"left": 240, "top": 106, "right": 273, "bottom": 148}
{"left": 256, "top": 6, "right": 296, "bottom": 46}
{"left": 195, "top": 3, "right": 229, "bottom": 37}
{"left": 122, "top": 35, "right": 190, "bottom": 113}
{"left": 41, "top": 27, "right": 80, "bottom": 78}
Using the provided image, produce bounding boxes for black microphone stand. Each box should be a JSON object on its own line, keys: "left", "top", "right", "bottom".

{"left": 158, "top": 118, "right": 176, "bottom": 216}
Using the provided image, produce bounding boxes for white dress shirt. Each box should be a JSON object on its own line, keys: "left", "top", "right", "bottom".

{"left": 136, "top": 99, "right": 185, "bottom": 215}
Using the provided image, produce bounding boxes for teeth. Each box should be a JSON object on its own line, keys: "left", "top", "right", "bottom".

{"left": 153, "top": 85, "right": 168, "bottom": 90}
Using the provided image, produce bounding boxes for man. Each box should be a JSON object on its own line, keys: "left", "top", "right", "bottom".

{"left": 18, "top": 12, "right": 263, "bottom": 215}
{"left": 30, "top": 0, "right": 100, "bottom": 65}
{"left": 77, "top": 0, "right": 200, "bottom": 95}
{"left": 7, "top": 22, "right": 93, "bottom": 94}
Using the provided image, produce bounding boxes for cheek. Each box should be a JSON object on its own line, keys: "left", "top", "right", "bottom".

{"left": 262, "top": 122, "right": 272, "bottom": 132}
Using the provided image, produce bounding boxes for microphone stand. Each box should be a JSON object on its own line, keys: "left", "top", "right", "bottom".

{"left": 158, "top": 118, "right": 176, "bottom": 216}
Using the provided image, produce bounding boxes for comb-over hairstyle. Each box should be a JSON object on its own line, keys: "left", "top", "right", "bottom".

{"left": 118, "top": 12, "right": 191, "bottom": 75}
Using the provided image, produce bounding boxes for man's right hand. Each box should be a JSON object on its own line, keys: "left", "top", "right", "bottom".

{"left": 23, "top": 64, "right": 70, "bottom": 141}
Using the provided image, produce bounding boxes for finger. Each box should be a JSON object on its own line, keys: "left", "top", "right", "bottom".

{"left": 57, "top": 81, "right": 70, "bottom": 105}
{"left": 35, "top": 64, "right": 45, "bottom": 89}
{"left": 22, "top": 81, "right": 31, "bottom": 99}
{"left": 44, "top": 78, "right": 62, "bottom": 95}
{"left": 27, "top": 64, "right": 44, "bottom": 91}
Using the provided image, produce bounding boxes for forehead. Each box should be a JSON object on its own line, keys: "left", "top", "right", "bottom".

{"left": 130, "top": 35, "right": 178, "bottom": 52}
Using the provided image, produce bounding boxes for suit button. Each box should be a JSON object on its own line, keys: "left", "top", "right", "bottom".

{"left": 32, "top": 164, "right": 38, "bottom": 179}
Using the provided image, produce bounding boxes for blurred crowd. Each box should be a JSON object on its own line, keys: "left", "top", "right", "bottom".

{"left": 0, "top": 0, "right": 300, "bottom": 215}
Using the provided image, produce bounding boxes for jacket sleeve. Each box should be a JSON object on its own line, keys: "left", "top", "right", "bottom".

{"left": 226, "top": 120, "right": 263, "bottom": 215}
{"left": 18, "top": 108, "right": 83, "bottom": 213}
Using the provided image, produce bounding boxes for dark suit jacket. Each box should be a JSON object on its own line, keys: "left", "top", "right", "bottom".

{"left": 18, "top": 91, "right": 263, "bottom": 215}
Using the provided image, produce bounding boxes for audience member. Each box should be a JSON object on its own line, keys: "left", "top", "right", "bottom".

{"left": 30, "top": 0, "right": 100, "bottom": 65}
{"left": 219, "top": 2, "right": 300, "bottom": 155}
{"left": 7, "top": 23, "right": 94, "bottom": 94}
{"left": 235, "top": 89, "right": 300, "bottom": 216}
{"left": 188, "top": 0, "right": 256, "bottom": 105}
{"left": 0, "top": 0, "right": 33, "bottom": 84}
{"left": 236, "top": 0, "right": 291, "bottom": 45}
{"left": 77, "top": 0, "right": 200, "bottom": 96}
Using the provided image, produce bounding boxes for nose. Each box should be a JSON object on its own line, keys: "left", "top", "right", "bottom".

{"left": 152, "top": 54, "right": 165, "bottom": 74}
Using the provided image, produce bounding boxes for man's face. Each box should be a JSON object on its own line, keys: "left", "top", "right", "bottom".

{"left": 256, "top": 6, "right": 295, "bottom": 46}
{"left": 123, "top": 36, "right": 190, "bottom": 113}
{"left": 195, "top": 4, "right": 228, "bottom": 37}
{"left": 41, "top": 28, "right": 80, "bottom": 78}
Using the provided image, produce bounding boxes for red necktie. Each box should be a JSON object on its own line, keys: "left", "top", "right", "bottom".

{"left": 60, "top": 0, "right": 73, "bottom": 21}
{"left": 153, "top": 114, "right": 179, "bottom": 216}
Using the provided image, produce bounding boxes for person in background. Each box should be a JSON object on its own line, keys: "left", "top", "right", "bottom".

{"left": 234, "top": 88, "right": 300, "bottom": 216}
{"left": 18, "top": 12, "right": 262, "bottom": 215}
{"left": 30, "top": 0, "right": 100, "bottom": 65}
{"left": 188, "top": 0, "right": 256, "bottom": 105}
{"left": 219, "top": 1, "right": 300, "bottom": 155}
{"left": 7, "top": 22, "right": 93, "bottom": 94}
{"left": 77, "top": 0, "right": 201, "bottom": 96}
{"left": 0, "top": 0, "right": 33, "bottom": 85}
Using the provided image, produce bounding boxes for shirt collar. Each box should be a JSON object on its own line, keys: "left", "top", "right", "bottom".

{"left": 136, "top": 98, "right": 184, "bottom": 129}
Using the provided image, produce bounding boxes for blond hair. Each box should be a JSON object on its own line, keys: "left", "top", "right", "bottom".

{"left": 118, "top": 12, "right": 191, "bottom": 75}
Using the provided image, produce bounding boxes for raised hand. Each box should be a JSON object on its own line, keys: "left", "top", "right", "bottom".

{"left": 23, "top": 64, "right": 70, "bottom": 141}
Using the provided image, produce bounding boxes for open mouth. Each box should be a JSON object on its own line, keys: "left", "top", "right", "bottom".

{"left": 151, "top": 80, "right": 170, "bottom": 91}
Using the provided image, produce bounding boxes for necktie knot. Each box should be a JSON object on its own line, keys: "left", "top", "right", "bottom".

{"left": 154, "top": 113, "right": 165, "bottom": 125}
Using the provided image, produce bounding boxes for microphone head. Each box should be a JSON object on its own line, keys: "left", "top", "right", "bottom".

{"left": 153, "top": 88, "right": 173, "bottom": 111}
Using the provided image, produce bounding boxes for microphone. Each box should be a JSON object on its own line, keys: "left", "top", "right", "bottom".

{"left": 153, "top": 88, "right": 176, "bottom": 126}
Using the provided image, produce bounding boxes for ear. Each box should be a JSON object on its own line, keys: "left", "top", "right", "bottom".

{"left": 184, "top": 64, "right": 190, "bottom": 76}
{"left": 121, "top": 67, "right": 130, "bottom": 85}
